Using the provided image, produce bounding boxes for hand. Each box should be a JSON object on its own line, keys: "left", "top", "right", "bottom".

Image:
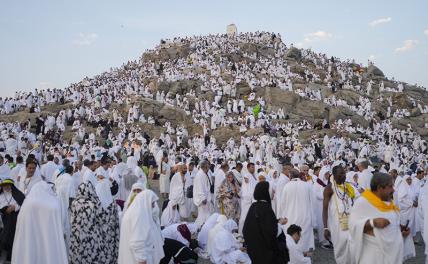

{"left": 402, "top": 228, "right": 410, "bottom": 238}
{"left": 324, "top": 229, "right": 331, "bottom": 241}
{"left": 304, "top": 251, "right": 313, "bottom": 257}
{"left": 240, "top": 247, "right": 247, "bottom": 252}
{"left": 373, "top": 218, "right": 390, "bottom": 229}
{"left": 6, "top": 205, "right": 15, "bottom": 214}
{"left": 278, "top": 218, "right": 288, "bottom": 225}
{"left": 244, "top": 177, "right": 249, "bottom": 183}
{"left": 138, "top": 261, "right": 147, "bottom": 264}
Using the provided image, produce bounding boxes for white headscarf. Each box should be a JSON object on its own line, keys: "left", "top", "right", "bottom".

{"left": 207, "top": 215, "right": 227, "bottom": 256}
{"left": 96, "top": 178, "right": 113, "bottom": 209}
{"left": 12, "top": 181, "right": 68, "bottom": 264}
{"left": 319, "top": 166, "right": 330, "bottom": 183}
{"left": 118, "top": 190, "right": 164, "bottom": 264}
{"left": 126, "top": 156, "right": 138, "bottom": 170}
{"left": 198, "top": 213, "right": 220, "bottom": 250}
{"left": 160, "top": 200, "right": 180, "bottom": 227}
{"left": 123, "top": 182, "right": 145, "bottom": 213}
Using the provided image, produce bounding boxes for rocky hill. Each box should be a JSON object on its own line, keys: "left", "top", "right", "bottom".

{"left": 2, "top": 31, "right": 428, "bottom": 146}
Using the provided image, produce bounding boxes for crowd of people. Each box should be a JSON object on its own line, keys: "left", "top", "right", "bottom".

{"left": 0, "top": 31, "right": 427, "bottom": 264}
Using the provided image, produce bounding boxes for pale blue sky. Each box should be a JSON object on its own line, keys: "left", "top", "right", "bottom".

{"left": 1, "top": 0, "right": 427, "bottom": 97}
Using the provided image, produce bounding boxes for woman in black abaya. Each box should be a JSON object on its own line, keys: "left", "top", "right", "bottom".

{"left": 0, "top": 179, "right": 25, "bottom": 261}
{"left": 243, "top": 181, "right": 288, "bottom": 264}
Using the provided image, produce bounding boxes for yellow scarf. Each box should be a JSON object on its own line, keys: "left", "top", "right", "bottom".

{"left": 362, "top": 190, "right": 400, "bottom": 212}
{"left": 336, "top": 182, "right": 356, "bottom": 199}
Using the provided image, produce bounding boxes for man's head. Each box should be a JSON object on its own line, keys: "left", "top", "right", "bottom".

{"left": 416, "top": 170, "right": 425, "bottom": 180}
{"left": 188, "top": 162, "right": 195, "bottom": 172}
{"left": 62, "top": 159, "right": 70, "bottom": 168}
{"left": 75, "top": 160, "right": 82, "bottom": 171}
{"left": 313, "top": 166, "right": 321, "bottom": 177}
{"left": 178, "top": 164, "right": 187, "bottom": 175}
{"left": 26, "top": 159, "right": 37, "bottom": 178}
{"left": 371, "top": 172, "right": 394, "bottom": 202}
{"left": 332, "top": 165, "right": 346, "bottom": 184}
{"left": 100, "top": 156, "right": 110, "bottom": 169}
{"left": 235, "top": 163, "right": 243, "bottom": 172}
{"left": 47, "top": 154, "right": 54, "bottom": 162}
{"left": 221, "top": 163, "right": 229, "bottom": 172}
{"left": 88, "top": 161, "right": 97, "bottom": 171}
{"left": 64, "top": 165, "right": 74, "bottom": 175}
{"left": 199, "top": 160, "right": 210, "bottom": 173}
{"left": 300, "top": 165, "right": 309, "bottom": 176}
{"left": 289, "top": 168, "right": 300, "bottom": 179}
{"left": 389, "top": 169, "right": 398, "bottom": 180}
{"left": 247, "top": 163, "right": 255, "bottom": 174}
{"left": 83, "top": 159, "right": 91, "bottom": 168}
{"left": 357, "top": 160, "right": 368, "bottom": 172}
{"left": 282, "top": 163, "right": 292, "bottom": 176}
{"left": 16, "top": 155, "right": 23, "bottom": 164}
{"left": 287, "top": 224, "right": 302, "bottom": 243}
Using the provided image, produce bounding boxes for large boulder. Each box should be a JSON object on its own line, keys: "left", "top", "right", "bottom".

{"left": 269, "top": 88, "right": 300, "bottom": 106}
{"left": 284, "top": 47, "right": 302, "bottom": 60}
{"left": 365, "top": 65, "right": 384, "bottom": 78}
{"left": 212, "top": 126, "right": 241, "bottom": 146}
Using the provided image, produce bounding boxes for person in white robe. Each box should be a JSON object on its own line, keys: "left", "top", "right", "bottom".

{"left": 418, "top": 178, "right": 428, "bottom": 263}
{"left": 209, "top": 218, "right": 251, "bottom": 264}
{"left": 278, "top": 168, "right": 314, "bottom": 252}
{"left": 312, "top": 166, "right": 331, "bottom": 248}
{"left": 161, "top": 222, "right": 198, "bottom": 247}
{"left": 118, "top": 190, "right": 164, "bottom": 264}
{"left": 40, "top": 155, "right": 58, "bottom": 182}
{"left": 169, "top": 164, "right": 190, "bottom": 219}
{"left": 286, "top": 224, "right": 312, "bottom": 264}
{"left": 398, "top": 174, "right": 417, "bottom": 238}
{"left": 159, "top": 154, "right": 170, "bottom": 198}
{"left": 122, "top": 182, "right": 144, "bottom": 217}
{"left": 207, "top": 214, "right": 228, "bottom": 257}
{"left": 213, "top": 163, "right": 228, "bottom": 210}
{"left": 160, "top": 200, "right": 181, "bottom": 227}
{"left": 349, "top": 172, "right": 414, "bottom": 264}
{"left": 12, "top": 181, "right": 68, "bottom": 264}
{"left": 275, "top": 164, "right": 291, "bottom": 214}
{"left": 193, "top": 160, "right": 214, "bottom": 227}
{"left": 238, "top": 162, "right": 257, "bottom": 234}
{"left": 55, "top": 165, "right": 76, "bottom": 251}
{"left": 18, "top": 159, "right": 42, "bottom": 195}
{"left": 356, "top": 159, "right": 373, "bottom": 192}
{"left": 197, "top": 213, "right": 219, "bottom": 251}
{"left": 323, "top": 165, "right": 356, "bottom": 264}
{"left": 82, "top": 160, "right": 98, "bottom": 189}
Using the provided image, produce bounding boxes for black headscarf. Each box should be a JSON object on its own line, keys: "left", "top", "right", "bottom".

{"left": 0, "top": 183, "right": 25, "bottom": 206}
{"left": 253, "top": 181, "right": 271, "bottom": 204}
{"left": 243, "top": 181, "right": 288, "bottom": 264}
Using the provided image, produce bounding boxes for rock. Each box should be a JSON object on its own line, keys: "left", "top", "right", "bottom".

{"left": 284, "top": 47, "right": 302, "bottom": 60}
{"left": 244, "top": 128, "right": 264, "bottom": 137}
{"left": 212, "top": 126, "right": 241, "bottom": 146}
{"left": 366, "top": 65, "right": 384, "bottom": 78}
{"left": 410, "top": 108, "right": 421, "bottom": 117}
{"left": 269, "top": 88, "right": 300, "bottom": 106}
